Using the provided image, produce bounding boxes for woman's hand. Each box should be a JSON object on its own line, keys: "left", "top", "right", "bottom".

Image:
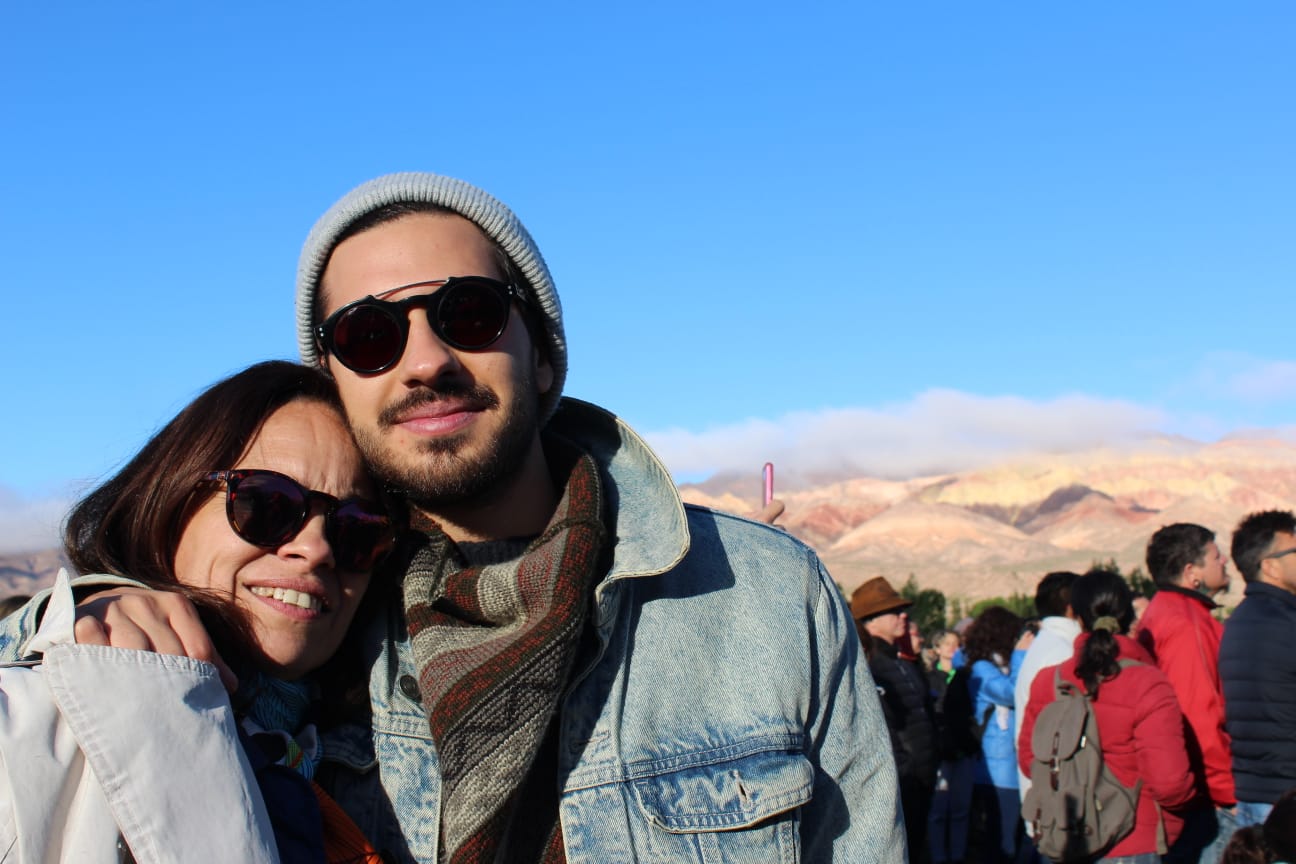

{"left": 74, "top": 587, "right": 236, "bottom": 691}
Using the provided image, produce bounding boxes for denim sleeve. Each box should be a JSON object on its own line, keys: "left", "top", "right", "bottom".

{"left": 0, "top": 573, "right": 145, "bottom": 662}
{"left": 801, "top": 557, "right": 906, "bottom": 862}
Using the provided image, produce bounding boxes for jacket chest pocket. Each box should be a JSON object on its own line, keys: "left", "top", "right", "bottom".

{"left": 627, "top": 750, "right": 813, "bottom": 863}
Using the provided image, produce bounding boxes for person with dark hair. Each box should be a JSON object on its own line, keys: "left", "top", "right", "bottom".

{"left": 0, "top": 361, "right": 396, "bottom": 862}
{"left": 1138, "top": 523, "right": 1236, "bottom": 864}
{"left": 927, "top": 628, "right": 977, "bottom": 864}
{"left": 965, "top": 605, "right": 1033, "bottom": 864}
{"left": 1220, "top": 510, "right": 1296, "bottom": 828}
{"left": 851, "top": 576, "right": 938, "bottom": 864}
{"left": 1019, "top": 569, "right": 1196, "bottom": 861}
{"left": 5, "top": 174, "right": 903, "bottom": 861}
{"left": 1219, "top": 786, "right": 1296, "bottom": 864}
{"left": 1013, "top": 571, "right": 1081, "bottom": 801}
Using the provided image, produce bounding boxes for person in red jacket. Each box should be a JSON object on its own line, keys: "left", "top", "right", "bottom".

{"left": 1139, "top": 523, "right": 1236, "bottom": 864}
{"left": 1019, "top": 569, "right": 1197, "bottom": 862}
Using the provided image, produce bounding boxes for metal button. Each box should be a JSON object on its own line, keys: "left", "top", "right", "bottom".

{"left": 399, "top": 674, "right": 421, "bottom": 701}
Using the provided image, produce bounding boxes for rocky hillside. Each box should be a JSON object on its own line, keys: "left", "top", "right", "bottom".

{"left": 681, "top": 437, "right": 1296, "bottom": 607}
{"left": 7, "top": 437, "right": 1294, "bottom": 607}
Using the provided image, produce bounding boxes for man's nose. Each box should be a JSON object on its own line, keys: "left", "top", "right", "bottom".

{"left": 398, "top": 310, "right": 463, "bottom": 382}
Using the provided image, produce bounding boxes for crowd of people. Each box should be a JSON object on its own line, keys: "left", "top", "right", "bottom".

{"left": 853, "top": 516, "right": 1296, "bottom": 864}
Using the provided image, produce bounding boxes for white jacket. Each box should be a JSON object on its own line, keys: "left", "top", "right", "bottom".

{"left": 0, "top": 572, "right": 280, "bottom": 864}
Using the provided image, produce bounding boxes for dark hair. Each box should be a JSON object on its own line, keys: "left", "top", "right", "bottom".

{"left": 63, "top": 361, "right": 347, "bottom": 671}
{"left": 963, "top": 606, "right": 1023, "bottom": 667}
{"left": 1232, "top": 511, "right": 1296, "bottom": 583}
{"left": 1146, "top": 523, "right": 1214, "bottom": 588}
{"left": 321, "top": 201, "right": 549, "bottom": 363}
{"left": 1221, "top": 785, "right": 1296, "bottom": 864}
{"left": 854, "top": 619, "right": 877, "bottom": 661}
{"left": 1035, "top": 571, "right": 1079, "bottom": 618}
{"left": 1265, "top": 786, "right": 1296, "bottom": 860}
{"left": 1071, "top": 568, "right": 1135, "bottom": 698}
{"left": 1222, "top": 827, "right": 1271, "bottom": 864}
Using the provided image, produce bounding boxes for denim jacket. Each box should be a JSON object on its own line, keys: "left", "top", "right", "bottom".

{"left": 0, "top": 398, "right": 903, "bottom": 863}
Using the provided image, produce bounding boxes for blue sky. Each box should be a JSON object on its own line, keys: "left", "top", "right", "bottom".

{"left": 2, "top": 3, "right": 1293, "bottom": 551}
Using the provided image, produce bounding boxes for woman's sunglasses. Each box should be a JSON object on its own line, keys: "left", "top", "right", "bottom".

{"left": 200, "top": 469, "right": 396, "bottom": 572}
{"left": 315, "top": 276, "right": 526, "bottom": 374}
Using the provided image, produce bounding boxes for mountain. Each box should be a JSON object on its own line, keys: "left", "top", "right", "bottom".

{"left": 8, "top": 436, "right": 1295, "bottom": 607}
{"left": 681, "top": 437, "right": 1296, "bottom": 606}
{"left": 0, "top": 548, "right": 68, "bottom": 601}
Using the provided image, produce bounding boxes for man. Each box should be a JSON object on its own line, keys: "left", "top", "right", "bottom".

{"left": 4, "top": 174, "right": 903, "bottom": 861}
{"left": 1138, "top": 523, "right": 1235, "bottom": 863}
{"left": 852, "top": 577, "right": 937, "bottom": 864}
{"left": 1220, "top": 510, "right": 1296, "bottom": 828}
{"left": 1013, "top": 571, "right": 1081, "bottom": 799}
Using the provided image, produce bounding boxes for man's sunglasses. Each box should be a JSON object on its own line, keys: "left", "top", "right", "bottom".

{"left": 200, "top": 469, "right": 396, "bottom": 572}
{"left": 316, "top": 276, "right": 526, "bottom": 374}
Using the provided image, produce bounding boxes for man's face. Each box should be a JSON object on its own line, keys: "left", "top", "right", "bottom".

{"left": 1190, "top": 541, "right": 1231, "bottom": 595}
{"left": 1261, "top": 532, "right": 1296, "bottom": 595}
{"left": 318, "top": 213, "right": 553, "bottom": 507}
{"left": 864, "top": 610, "right": 908, "bottom": 645}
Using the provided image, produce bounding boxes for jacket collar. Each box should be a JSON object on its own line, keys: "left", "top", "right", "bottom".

{"left": 546, "top": 397, "right": 690, "bottom": 586}
{"left": 1244, "top": 579, "right": 1296, "bottom": 609}
{"left": 1157, "top": 583, "right": 1219, "bottom": 610}
{"left": 1073, "top": 631, "right": 1155, "bottom": 663}
{"left": 1039, "top": 616, "right": 1082, "bottom": 640}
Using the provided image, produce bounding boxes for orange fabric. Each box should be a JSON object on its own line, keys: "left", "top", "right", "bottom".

{"left": 311, "top": 782, "right": 384, "bottom": 864}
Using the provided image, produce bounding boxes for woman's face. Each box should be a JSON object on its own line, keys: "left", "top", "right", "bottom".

{"left": 172, "top": 400, "right": 376, "bottom": 680}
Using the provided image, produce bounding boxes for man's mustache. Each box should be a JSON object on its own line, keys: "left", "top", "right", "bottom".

{"left": 377, "top": 382, "right": 501, "bottom": 429}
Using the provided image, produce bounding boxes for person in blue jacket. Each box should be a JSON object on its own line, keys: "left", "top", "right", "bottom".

{"left": 965, "top": 606, "right": 1033, "bottom": 864}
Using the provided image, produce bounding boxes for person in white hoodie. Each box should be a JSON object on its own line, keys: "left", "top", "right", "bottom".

{"left": 1012, "top": 570, "right": 1082, "bottom": 800}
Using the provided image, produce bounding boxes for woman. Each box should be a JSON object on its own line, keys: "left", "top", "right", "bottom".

{"left": 928, "top": 629, "right": 977, "bottom": 864}
{"left": 1018, "top": 569, "right": 1196, "bottom": 862}
{"left": 0, "top": 361, "right": 396, "bottom": 863}
{"left": 965, "top": 605, "right": 1033, "bottom": 864}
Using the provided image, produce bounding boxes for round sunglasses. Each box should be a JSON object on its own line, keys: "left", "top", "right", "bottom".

{"left": 200, "top": 469, "right": 396, "bottom": 573}
{"left": 315, "top": 276, "right": 527, "bottom": 374}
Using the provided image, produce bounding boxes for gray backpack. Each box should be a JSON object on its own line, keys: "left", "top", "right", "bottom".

{"left": 1020, "top": 663, "right": 1141, "bottom": 862}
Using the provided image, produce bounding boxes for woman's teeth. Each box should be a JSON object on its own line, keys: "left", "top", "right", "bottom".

{"left": 249, "top": 586, "right": 322, "bottom": 612}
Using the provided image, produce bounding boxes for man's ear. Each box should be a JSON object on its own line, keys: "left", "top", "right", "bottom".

{"left": 534, "top": 345, "right": 553, "bottom": 395}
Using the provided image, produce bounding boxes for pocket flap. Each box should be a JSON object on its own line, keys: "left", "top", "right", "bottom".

{"left": 632, "top": 750, "right": 813, "bottom": 832}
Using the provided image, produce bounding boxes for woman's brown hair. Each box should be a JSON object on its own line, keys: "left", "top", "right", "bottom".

{"left": 964, "top": 605, "right": 1022, "bottom": 667}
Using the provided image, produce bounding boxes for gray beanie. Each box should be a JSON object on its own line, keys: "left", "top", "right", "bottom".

{"left": 295, "top": 172, "right": 567, "bottom": 423}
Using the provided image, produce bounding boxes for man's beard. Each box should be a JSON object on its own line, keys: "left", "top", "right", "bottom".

{"left": 353, "top": 376, "right": 541, "bottom": 509}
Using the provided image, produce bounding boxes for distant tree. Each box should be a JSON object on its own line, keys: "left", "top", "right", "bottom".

{"left": 1091, "top": 558, "right": 1155, "bottom": 598}
{"left": 970, "top": 593, "right": 1035, "bottom": 620}
{"left": 899, "top": 575, "right": 947, "bottom": 637}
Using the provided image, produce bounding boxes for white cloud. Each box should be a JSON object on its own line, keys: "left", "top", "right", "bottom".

{"left": 643, "top": 388, "right": 1166, "bottom": 481}
{"left": 0, "top": 487, "right": 70, "bottom": 555}
{"left": 1191, "top": 352, "right": 1296, "bottom": 403}
{"left": 1227, "top": 360, "right": 1296, "bottom": 402}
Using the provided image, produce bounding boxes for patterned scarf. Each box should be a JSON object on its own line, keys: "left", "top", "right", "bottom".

{"left": 402, "top": 443, "right": 607, "bottom": 864}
